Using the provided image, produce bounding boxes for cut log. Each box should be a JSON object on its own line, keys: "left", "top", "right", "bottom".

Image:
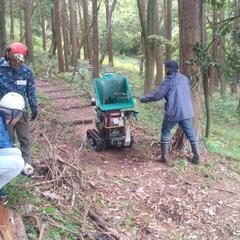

{"left": 71, "top": 118, "right": 93, "bottom": 125}
{"left": 63, "top": 118, "right": 93, "bottom": 126}
{"left": 0, "top": 205, "right": 28, "bottom": 240}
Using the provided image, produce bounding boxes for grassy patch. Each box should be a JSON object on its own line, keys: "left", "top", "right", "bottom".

{"left": 204, "top": 93, "right": 240, "bottom": 160}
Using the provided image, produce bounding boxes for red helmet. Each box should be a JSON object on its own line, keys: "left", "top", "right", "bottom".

{"left": 7, "top": 42, "right": 28, "bottom": 56}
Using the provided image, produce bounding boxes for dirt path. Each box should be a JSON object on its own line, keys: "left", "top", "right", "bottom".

{"left": 36, "top": 79, "right": 240, "bottom": 240}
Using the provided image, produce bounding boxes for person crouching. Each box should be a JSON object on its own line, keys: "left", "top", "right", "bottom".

{"left": 0, "top": 92, "right": 26, "bottom": 202}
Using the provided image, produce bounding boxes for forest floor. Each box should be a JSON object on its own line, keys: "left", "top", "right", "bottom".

{"left": 29, "top": 78, "right": 240, "bottom": 240}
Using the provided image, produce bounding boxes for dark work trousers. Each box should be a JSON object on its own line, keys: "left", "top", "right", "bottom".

{"left": 161, "top": 116, "right": 197, "bottom": 144}
{"left": 7, "top": 112, "right": 31, "bottom": 164}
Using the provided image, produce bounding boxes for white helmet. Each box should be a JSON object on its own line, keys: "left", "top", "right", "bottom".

{"left": 0, "top": 92, "right": 25, "bottom": 110}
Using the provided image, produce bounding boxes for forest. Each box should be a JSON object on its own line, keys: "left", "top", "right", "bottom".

{"left": 0, "top": 0, "right": 240, "bottom": 239}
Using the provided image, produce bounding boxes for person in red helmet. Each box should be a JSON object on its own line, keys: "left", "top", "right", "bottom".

{"left": 0, "top": 42, "right": 37, "bottom": 176}
{"left": 5, "top": 42, "right": 28, "bottom": 69}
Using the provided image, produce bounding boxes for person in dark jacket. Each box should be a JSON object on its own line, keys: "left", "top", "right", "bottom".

{"left": 0, "top": 92, "right": 25, "bottom": 201}
{"left": 0, "top": 42, "right": 37, "bottom": 175}
{"left": 140, "top": 60, "right": 200, "bottom": 164}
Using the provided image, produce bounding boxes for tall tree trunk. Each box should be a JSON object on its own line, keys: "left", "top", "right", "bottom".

{"left": 40, "top": 12, "right": 46, "bottom": 50}
{"left": 92, "top": 0, "right": 99, "bottom": 79}
{"left": 19, "top": 0, "right": 23, "bottom": 42}
{"left": 0, "top": 0, "right": 7, "bottom": 54}
{"left": 139, "top": 36, "right": 145, "bottom": 76}
{"left": 54, "top": 0, "right": 65, "bottom": 72}
{"left": 48, "top": 8, "right": 57, "bottom": 57}
{"left": 62, "top": 0, "right": 69, "bottom": 71}
{"left": 209, "top": 7, "right": 220, "bottom": 95}
{"left": 237, "top": 96, "right": 240, "bottom": 113}
{"left": 219, "top": 9, "right": 226, "bottom": 98}
{"left": 9, "top": 0, "right": 15, "bottom": 40}
{"left": 137, "top": 0, "right": 157, "bottom": 93}
{"left": 99, "top": 0, "right": 117, "bottom": 66}
{"left": 202, "top": 3, "right": 211, "bottom": 138}
{"left": 69, "top": 0, "right": 78, "bottom": 65}
{"left": 231, "top": 0, "right": 239, "bottom": 95}
{"left": 164, "top": 0, "right": 172, "bottom": 61}
{"left": 78, "top": 0, "right": 83, "bottom": 59}
{"left": 173, "top": 0, "right": 202, "bottom": 150}
{"left": 154, "top": 0, "right": 163, "bottom": 85}
{"left": 82, "top": 0, "right": 91, "bottom": 60}
{"left": 23, "top": 0, "right": 33, "bottom": 62}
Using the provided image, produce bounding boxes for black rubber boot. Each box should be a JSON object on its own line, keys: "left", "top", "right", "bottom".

{"left": 159, "top": 142, "right": 169, "bottom": 163}
{"left": 190, "top": 143, "right": 200, "bottom": 164}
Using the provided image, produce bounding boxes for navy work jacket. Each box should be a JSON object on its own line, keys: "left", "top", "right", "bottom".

{"left": 142, "top": 72, "right": 194, "bottom": 121}
{"left": 0, "top": 57, "right": 37, "bottom": 110}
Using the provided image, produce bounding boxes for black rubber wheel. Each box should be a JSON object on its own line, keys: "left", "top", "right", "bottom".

{"left": 95, "top": 140, "right": 105, "bottom": 152}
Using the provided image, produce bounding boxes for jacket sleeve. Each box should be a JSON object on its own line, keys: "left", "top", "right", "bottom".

{"left": 0, "top": 117, "right": 12, "bottom": 148}
{"left": 26, "top": 69, "right": 37, "bottom": 109}
{"left": 143, "top": 83, "right": 170, "bottom": 102}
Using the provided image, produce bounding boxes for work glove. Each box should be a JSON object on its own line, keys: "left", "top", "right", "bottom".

{"left": 31, "top": 107, "right": 38, "bottom": 120}
{"left": 139, "top": 96, "right": 149, "bottom": 103}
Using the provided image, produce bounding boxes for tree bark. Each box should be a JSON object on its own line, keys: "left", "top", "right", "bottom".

{"left": 62, "top": 0, "right": 70, "bottom": 71}
{"left": 164, "top": 0, "right": 172, "bottom": 61}
{"left": 82, "top": 0, "right": 91, "bottom": 60}
{"left": 9, "top": 0, "right": 15, "bottom": 40}
{"left": 219, "top": 9, "right": 226, "bottom": 98}
{"left": 209, "top": 7, "right": 220, "bottom": 95}
{"left": 99, "top": 0, "right": 117, "bottom": 67}
{"left": 48, "top": 8, "right": 57, "bottom": 57}
{"left": 137, "top": 0, "right": 157, "bottom": 93}
{"left": 202, "top": 3, "right": 211, "bottom": 138}
{"left": 0, "top": 206, "right": 28, "bottom": 240}
{"left": 23, "top": 0, "right": 33, "bottom": 62}
{"left": 54, "top": 0, "right": 65, "bottom": 72}
{"left": 69, "top": 0, "right": 78, "bottom": 65}
{"left": 0, "top": 0, "right": 7, "bottom": 54}
{"left": 40, "top": 11, "right": 46, "bottom": 51}
{"left": 19, "top": 0, "right": 23, "bottom": 42}
{"left": 173, "top": 0, "right": 203, "bottom": 150}
{"left": 92, "top": 0, "right": 100, "bottom": 79}
{"left": 154, "top": 0, "right": 163, "bottom": 85}
{"left": 237, "top": 96, "right": 240, "bottom": 113}
{"left": 231, "top": 0, "right": 240, "bottom": 95}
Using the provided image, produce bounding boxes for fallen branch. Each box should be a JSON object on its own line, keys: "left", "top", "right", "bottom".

{"left": 38, "top": 223, "right": 46, "bottom": 240}
{"left": 88, "top": 210, "right": 119, "bottom": 240}
{"left": 214, "top": 187, "right": 239, "bottom": 194}
{"left": 56, "top": 155, "right": 83, "bottom": 173}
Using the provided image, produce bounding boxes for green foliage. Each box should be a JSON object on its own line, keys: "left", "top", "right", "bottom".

{"left": 203, "top": 0, "right": 227, "bottom": 8}
{"left": 193, "top": 42, "right": 218, "bottom": 72}
{"left": 111, "top": 0, "right": 141, "bottom": 55}
{"left": 148, "top": 35, "right": 171, "bottom": 46}
{"left": 123, "top": 216, "right": 135, "bottom": 228}
{"left": 3, "top": 175, "right": 32, "bottom": 208}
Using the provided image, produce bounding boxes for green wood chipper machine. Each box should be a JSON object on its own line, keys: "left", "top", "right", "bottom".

{"left": 87, "top": 73, "right": 137, "bottom": 151}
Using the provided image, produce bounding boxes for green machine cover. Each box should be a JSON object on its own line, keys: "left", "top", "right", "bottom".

{"left": 93, "top": 74, "right": 135, "bottom": 111}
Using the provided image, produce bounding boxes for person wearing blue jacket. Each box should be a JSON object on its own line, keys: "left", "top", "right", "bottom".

{"left": 0, "top": 42, "right": 37, "bottom": 176}
{"left": 140, "top": 60, "right": 200, "bottom": 164}
{"left": 0, "top": 92, "right": 26, "bottom": 201}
